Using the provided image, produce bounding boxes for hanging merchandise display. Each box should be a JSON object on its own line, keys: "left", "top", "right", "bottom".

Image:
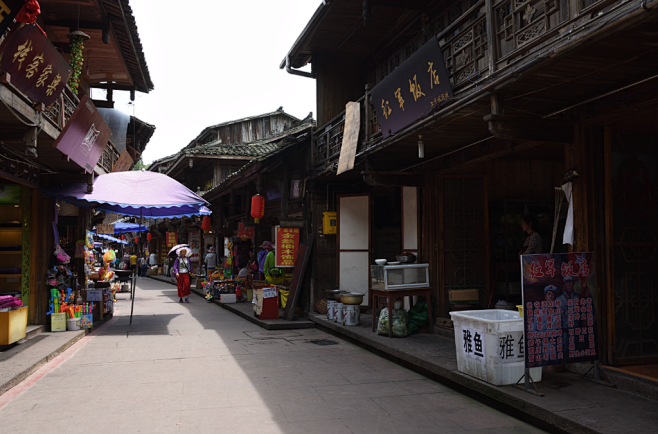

{"left": 67, "top": 35, "right": 84, "bottom": 94}
{"left": 251, "top": 194, "right": 264, "bottom": 223}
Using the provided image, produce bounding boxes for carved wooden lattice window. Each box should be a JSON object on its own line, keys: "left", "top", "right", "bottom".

{"left": 439, "top": 1, "right": 489, "bottom": 89}
{"left": 494, "top": 0, "right": 569, "bottom": 60}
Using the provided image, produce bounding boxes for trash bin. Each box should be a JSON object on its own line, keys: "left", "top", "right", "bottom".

{"left": 450, "top": 309, "right": 542, "bottom": 386}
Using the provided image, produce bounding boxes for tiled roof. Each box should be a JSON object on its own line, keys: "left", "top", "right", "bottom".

{"left": 201, "top": 128, "right": 311, "bottom": 198}
{"left": 185, "top": 143, "right": 279, "bottom": 157}
{"left": 181, "top": 107, "right": 301, "bottom": 151}
{"left": 149, "top": 116, "right": 315, "bottom": 172}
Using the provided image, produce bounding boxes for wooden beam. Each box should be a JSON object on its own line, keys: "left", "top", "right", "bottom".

{"left": 429, "top": 140, "right": 547, "bottom": 174}
{"left": 45, "top": 20, "right": 109, "bottom": 30}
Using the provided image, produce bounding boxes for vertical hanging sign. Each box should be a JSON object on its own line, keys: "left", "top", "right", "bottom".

{"left": 166, "top": 232, "right": 178, "bottom": 248}
{"left": 275, "top": 226, "right": 300, "bottom": 267}
{"left": 336, "top": 101, "right": 361, "bottom": 175}
{"left": 54, "top": 96, "right": 112, "bottom": 173}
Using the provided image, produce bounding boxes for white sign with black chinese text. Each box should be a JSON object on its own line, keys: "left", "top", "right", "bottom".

{"left": 496, "top": 331, "right": 525, "bottom": 364}
{"left": 461, "top": 326, "right": 486, "bottom": 361}
{"left": 262, "top": 287, "right": 277, "bottom": 299}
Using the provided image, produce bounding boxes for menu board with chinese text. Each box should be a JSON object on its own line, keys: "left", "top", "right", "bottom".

{"left": 521, "top": 252, "right": 598, "bottom": 368}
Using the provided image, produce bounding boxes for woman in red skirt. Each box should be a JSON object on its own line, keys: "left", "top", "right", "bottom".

{"left": 172, "top": 247, "right": 192, "bottom": 303}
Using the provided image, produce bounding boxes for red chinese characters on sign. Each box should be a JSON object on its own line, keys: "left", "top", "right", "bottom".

{"left": 166, "top": 232, "right": 178, "bottom": 248}
{"left": 53, "top": 95, "right": 112, "bottom": 173}
{"left": 521, "top": 252, "right": 598, "bottom": 368}
{"left": 275, "top": 226, "right": 300, "bottom": 267}
{"left": 529, "top": 261, "right": 544, "bottom": 279}
{"left": 0, "top": 23, "right": 71, "bottom": 106}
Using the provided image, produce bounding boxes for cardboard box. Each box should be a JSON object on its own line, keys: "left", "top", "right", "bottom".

{"left": 220, "top": 294, "right": 237, "bottom": 304}
{"left": 448, "top": 289, "right": 479, "bottom": 303}
{"left": 0, "top": 306, "right": 28, "bottom": 344}
{"left": 147, "top": 267, "right": 158, "bottom": 276}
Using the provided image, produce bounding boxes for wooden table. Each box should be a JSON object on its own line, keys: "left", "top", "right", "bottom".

{"left": 371, "top": 287, "right": 433, "bottom": 337}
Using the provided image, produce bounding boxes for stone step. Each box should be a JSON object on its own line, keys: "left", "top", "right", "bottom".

{"left": 25, "top": 325, "right": 44, "bottom": 340}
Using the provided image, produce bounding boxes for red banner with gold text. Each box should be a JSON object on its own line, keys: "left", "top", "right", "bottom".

{"left": 275, "top": 226, "right": 300, "bottom": 267}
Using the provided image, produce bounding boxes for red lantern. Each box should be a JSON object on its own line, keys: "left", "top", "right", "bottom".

{"left": 134, "top": 237, "right": 139, "bottom": 243}
{"left": 201, "top": 216, "right": 211, "bottom": 231}
{"left": 121, "top": 235, "right": 125, "bottom": 240}
{"left": 251, "top": 194, "right": 265, "bottom": 223}
{"left": 147, "top": 233, "right": 152, "bottom": 242}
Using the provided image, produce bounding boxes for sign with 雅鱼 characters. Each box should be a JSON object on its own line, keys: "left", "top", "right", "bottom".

{"left": 521, "top": 252, "right": 598, "bottom": 368}
{"left": 0, "top": 23, "right": 72, "bottom": 107}
{"left": 370, "top": 37, "right": 452, "bottom": 138}
{"left": 275, "top": 226, "right": 300, "bottom": 267}
{"left": 461, "top": 326, "right": 486, "bottom": 361}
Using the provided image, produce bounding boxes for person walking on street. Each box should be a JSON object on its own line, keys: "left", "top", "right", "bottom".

{"left": 130, "top": 252, "right": 137, "bottom": 275}
{"left": 149, "top": 251, "right": 158, "bottom": 268}
{"left": 257, "top": 241, "right": 273, "bottom": 281}
{"left": 141, "top": 254, "right": 148, "bottom": 278}
{"left": 204, "top": 247, "right": 217, "bottom": 278}
{"left": 136, "top": 255, "right": 142, "bottom": 277}
{"left": 173, "top": 247, "right": 192, "bottom": 303}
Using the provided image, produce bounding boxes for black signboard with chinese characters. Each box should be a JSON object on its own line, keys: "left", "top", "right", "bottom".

{"left": 0, "top": 23, "right": 72, "bottom": 107}
{"left": 0, "top": 0, "right": 23, "bottom": 36}
{"left": 521, "top": 252, "right": 598, "bottom": 368}
{"left": 370, "top": 37, "right": 452, "bottom": 138}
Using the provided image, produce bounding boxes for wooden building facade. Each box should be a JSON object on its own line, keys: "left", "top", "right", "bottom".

{"left": 283, "top": 0, "right": 658, "bottom": 370}
{"left": 147, "top": 110, "right": 315, "bottom": 275}
{"left": 0, "top": 0, "right": 154, "bottom": 325}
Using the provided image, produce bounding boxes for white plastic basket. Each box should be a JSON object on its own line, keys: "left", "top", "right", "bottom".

{"left": 450, "top": 309, "right": 542, "bottom": 386}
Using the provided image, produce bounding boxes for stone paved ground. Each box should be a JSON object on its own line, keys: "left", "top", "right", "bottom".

{"left": 0, "top": 278, "right": 546, "bottom": 434}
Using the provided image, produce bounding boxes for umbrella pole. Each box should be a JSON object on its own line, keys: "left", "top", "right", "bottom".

{"left": 130, "top": 209, "right": 142, "bottom": 325}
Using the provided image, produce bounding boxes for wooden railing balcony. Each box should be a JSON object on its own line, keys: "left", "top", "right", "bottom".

{"left": 43, "top": 85, "right": 79, "bottom": 129}
{"left": 312, "top": 0, "right": 628, "bottom": 169}
{"left": 98, "top": 140, "right": 121, "bottom": 174}
{"left": 1, "top": 74, "right": 120, "bottom": 174}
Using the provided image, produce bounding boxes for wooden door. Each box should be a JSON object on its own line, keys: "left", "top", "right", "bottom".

{"left": 604, "top": 128, "right": 658, "bottom": 365}
{"left": 338, "top": 194, "right": 370, "bottom": 306}
{"left": 438, "top": 176, "right": 489, "bottom": 316}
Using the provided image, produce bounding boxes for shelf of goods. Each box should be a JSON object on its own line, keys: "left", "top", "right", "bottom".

{"left": 0, "top": 210, "right": 22, "bottom": 296}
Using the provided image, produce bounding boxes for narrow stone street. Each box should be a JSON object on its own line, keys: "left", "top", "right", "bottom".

{"left": 0, "top": 278, "right": 545, "bottom": 434}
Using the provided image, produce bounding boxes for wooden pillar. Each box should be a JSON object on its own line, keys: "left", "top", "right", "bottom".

{"left": 244, "top": 184, "right": 252, "bottom": 222}
{"left": 485, "top": 0, "right": 497, "bottom": 76}
{"left": 281, "top": 172, "right": 289, "bottom": 219}
{"left": 229, "top": 190, "right": 236, "bottom": 217}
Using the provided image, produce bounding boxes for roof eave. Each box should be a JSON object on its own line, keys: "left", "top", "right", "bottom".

{"left": 279, "top": 1, "right": 333, "bottom": 70}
